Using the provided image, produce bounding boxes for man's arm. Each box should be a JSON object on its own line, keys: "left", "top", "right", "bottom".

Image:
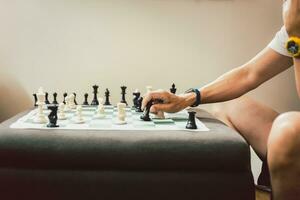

{"left": 294, "top": 59, "right": 300, "bottom": 97}
{"left": 200, "top": 48, "right": 293, "bottom": 104}
{"left": 143, "top": 48, "right": 293, "bottom": 113}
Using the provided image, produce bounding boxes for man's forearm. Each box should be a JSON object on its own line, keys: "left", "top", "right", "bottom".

{"left": 198, "top": 66, "right": 255, "bottom": 104}
{"left": 293, "top": 58, "right": 300, "bottom": 98}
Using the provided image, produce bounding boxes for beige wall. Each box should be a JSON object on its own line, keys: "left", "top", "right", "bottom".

{"left": 0, "top": 0, "right": 299, "bottom": 122}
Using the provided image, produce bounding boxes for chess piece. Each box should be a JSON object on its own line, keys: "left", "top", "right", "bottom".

{"left": 140, "top": 100, "right": 153, "bottom": 121}
{"left": 64, "top": 96, "right": 71, "bottom": 112}
{"left": 132, "top": 89, "right": 141, "bottom": 109}
{"left": 116, "top": 103, "right": 127, "bottom": 124}
{"left": 33, "top": 87, "right": 47, "bottom": 124}
{"left": 58, "top": 103, "right": 67, "bottom": 120}
{"left": 120, "top": 86, "right": 128, "bottom": 105}
{"left": 47, "top": 104, "right": 59, "bottom": 128}
{"left": 170, "top": 83, "right": 177, "bottom": 94}
{"left": 63, "top": 93, "right": 68, "bottom": 104}
{"left": 95, "top": 98, "right": 106, "bottom": 119}
{"left": 146, "top": 86, "right": 153, "bottom": 93}
{"left": 104, "top": 88, "right": 111, "bottom": 106}
{"left": 33, "top": 93, "right": 38, "bottom": 107}
{"left": 83, "top": 93, "right": 89, "bottom": 106}
{"left": 52, "top": 92, "right": 58, "bottom": 104}
{"left": 74, "top": 105, "right": 85, "bottom": 123}
{"left": 186, "top": 111, "right": 197, "bottom": 129}
{"left": 45, "top": 92, "right": 50, "bottom": 104}
{"left": 73, "top": 93, "right": 78, "bottom": 105}
{"left": 68, "top": 94, "right": 77, "bottom": 109}
{"left": 91, "top": 85, "right": 99, "bottom": 106}
{"left": 136, "top": 97, "right": 143, "bottom": 112}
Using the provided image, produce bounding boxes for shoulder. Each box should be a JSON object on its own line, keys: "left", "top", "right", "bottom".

{"left": 268, "top": 26, "right": 291, "bottom": 57}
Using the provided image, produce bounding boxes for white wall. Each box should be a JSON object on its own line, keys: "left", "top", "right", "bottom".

{"left": 0, "top": 0, "right": 299, "bottom": 182}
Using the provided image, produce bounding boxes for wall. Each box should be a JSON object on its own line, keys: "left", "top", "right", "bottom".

{"left": 0, "top": 0, "right": 299, "bottom": 182}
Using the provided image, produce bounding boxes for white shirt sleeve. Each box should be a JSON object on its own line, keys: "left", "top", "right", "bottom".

{"left": 268, "top": 26, "right": 292, "bottom": 57}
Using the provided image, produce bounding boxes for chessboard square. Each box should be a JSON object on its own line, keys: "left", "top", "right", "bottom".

{"left": 153, "top": 118, "right": 175, "bottom": 124}
{"left": 133, "top": 120, "right": 155, "bottom": 128}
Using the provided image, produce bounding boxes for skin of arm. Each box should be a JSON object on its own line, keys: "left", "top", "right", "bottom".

{"left": 283, "top": 0, "right": 300, "bottom": 98}
{"left": 143, "top": 48, "right": 293, "bottom": 113}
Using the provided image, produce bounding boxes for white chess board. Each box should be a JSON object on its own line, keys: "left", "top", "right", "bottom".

{"left": 10, "top": 106, "right": 209, "bottom": 132}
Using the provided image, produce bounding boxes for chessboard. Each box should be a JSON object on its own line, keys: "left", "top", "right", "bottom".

{"left": 10, "top": 106, "right": 209, "bottom": 132}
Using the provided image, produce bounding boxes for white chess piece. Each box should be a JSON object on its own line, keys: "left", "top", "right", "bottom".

{"left": 74, "top": 105, "right": 85, "bottom": 123}
{"left": 68, "top": 94, "right": 76, "bottom": 109}
{"left": 146, "top": 86, "right": 153, "bottom": 93}
{"left": 115, "top": 102, "right": 127, "bottom": 125}
{"left": 95, "top": 98, "right": 106, "bottom": 119}
{"left": 33, "top": 88, "right": 47, "bottom": 124}
{"left": 58, "top": 103, "right": 67, "bottom": 120}
{"left": 64, "top": 96, "right": 71, "bottom": 112}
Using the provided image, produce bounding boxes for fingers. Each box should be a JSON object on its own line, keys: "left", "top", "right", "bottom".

{"left": 142, "top": 91, "right": 168, "bottom": 110}
{"left": 151, "top": 103, "right": 174, "bottom": 113}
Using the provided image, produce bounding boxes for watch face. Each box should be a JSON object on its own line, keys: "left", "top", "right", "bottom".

{"left": 287, "top": 41, "right": 299, "bottom": 54}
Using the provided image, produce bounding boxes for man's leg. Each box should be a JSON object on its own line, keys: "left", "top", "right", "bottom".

{"left": 268, "top": 112, "right": 300, "bottom": 200}
{"left": 212, "top": 96, "right": 279, "bottom": 159}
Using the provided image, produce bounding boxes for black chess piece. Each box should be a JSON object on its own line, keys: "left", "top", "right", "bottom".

{"left": 45, "top": 92, "right": 50, "bottom": 104}
{"left": 91, "top": 85, "right": 99, "bottom": 106}
{"left": 120, "top": 86, "right": 128, "bottom": 105}
{"left": 63, "top": 93, "right": 68, "bottom": 104}
{"left": 104, "top": 88, "right": 111, "bottom": 106}
{"left": 47, "top": 104, "right": 59, "bottom": 128}
{"left": 52, "top": 92, "right": 58, "bottom": 104}
{"left": 132, "top": 91, "right": 141, "bottom": 109}
{"left": 73, "top": 93, "right": 78, "bottom": 105}
{"left": 186, "top": 111, "right": 197, "bottom": 129}
{"left": 83, "top": 93, "right": 89, "bottom": 106}
{"left": 140, "top": 100, "right": 153, "bottom": 121}
{"left": 33, "top": 93, "right": 38, "bottom": 107}
{"left": 170, "top": 83, "right": 177, "bottom": 94}
{"left": 136, "top": 97, "right": 143, "bottom": 112}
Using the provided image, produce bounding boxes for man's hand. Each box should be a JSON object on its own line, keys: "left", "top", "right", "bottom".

{"left": 142, "top": 90, "right": 196, "bottom": 113}
{"left": 283, "top": 0, "right": 300, "bottom": 36}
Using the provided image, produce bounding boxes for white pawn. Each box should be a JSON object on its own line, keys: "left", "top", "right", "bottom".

{"left": 64, "top": 96, "right": 71, "bottom": 112}
{"left": 74, "top": 105, "right": 85, "bottom": 124}
{"left": 95, "top": 98, "right": 106, "bottom": 119}
{"left": 68, "top": 94, "right": 76, "bottom": 109}
{"left": 146, "top": 86, "right": 153, "bottom": 93}
{"left": 33, "top": 87, "right": 47, "bottom": 124}
{"left": 58, "top": 103, "right": 67, "bottom": 120}
{"left": 115, "top": 102, "right": 127, "bottom": 125}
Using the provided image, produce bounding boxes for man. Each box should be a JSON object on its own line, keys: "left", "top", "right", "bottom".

{"left": 142, "top": 1, "right": 300, "bottom": 199}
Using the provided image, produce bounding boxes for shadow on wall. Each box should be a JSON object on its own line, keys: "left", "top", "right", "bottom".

{"left": 0, "top": 74, "right": 31, "bottom": 123}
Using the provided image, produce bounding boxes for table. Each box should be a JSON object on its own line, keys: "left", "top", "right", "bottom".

{"left": 0, "top": 108, "right": 255, "bottom": 200}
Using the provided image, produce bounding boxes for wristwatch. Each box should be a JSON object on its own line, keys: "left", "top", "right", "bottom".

{"left": 286, "top": 36, "right": 300, "bottom": 58}
{"left": 185, "top": 88, "right": 201, "bottom": 107}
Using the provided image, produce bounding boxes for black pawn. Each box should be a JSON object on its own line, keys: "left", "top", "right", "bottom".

{"left": 45, "top": 92, "right": 50, "bottom": 104}
{"left": 136, "top": 97, "right": 143, "bottom": 112}
{"left": 186, "top": 111, "right": 197, "bottom": 129}
{"left": 47, "top": 104, "right": 59, "bottom": 128}
{"left": 104, "top": 88, "right": 111, "bottom": 106}
{"left": 73, "top": 93, "right": 78, "bottom": 105}
{"left": 140, "top": 100, "right": 153, "bottom": 121}
{"left": 33, "top": 94, "right": 38, "bottom": 107}
{"left": 132, "top": 91, "right": 141, "bottom": 109}
{"left": 52, "top": 92, "right": 58, "bottom": 104}
{"left": 83, "top": 93, "right": 89, "bottom": 106}
{"left": 91, "top": 85, "right": 99, "bottom": 106}
{"left": 170, "top": 83, "right": 177, "bottom": 94}
{"left": 120, "top": 86, "right": 128, "bottom": 105}
{"left": 63, "top": 93, "right": 68, "bottom": 104}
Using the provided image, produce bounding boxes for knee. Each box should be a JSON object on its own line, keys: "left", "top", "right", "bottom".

{"left": 268, "top": 112, "right": 300, "bottom": 173}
